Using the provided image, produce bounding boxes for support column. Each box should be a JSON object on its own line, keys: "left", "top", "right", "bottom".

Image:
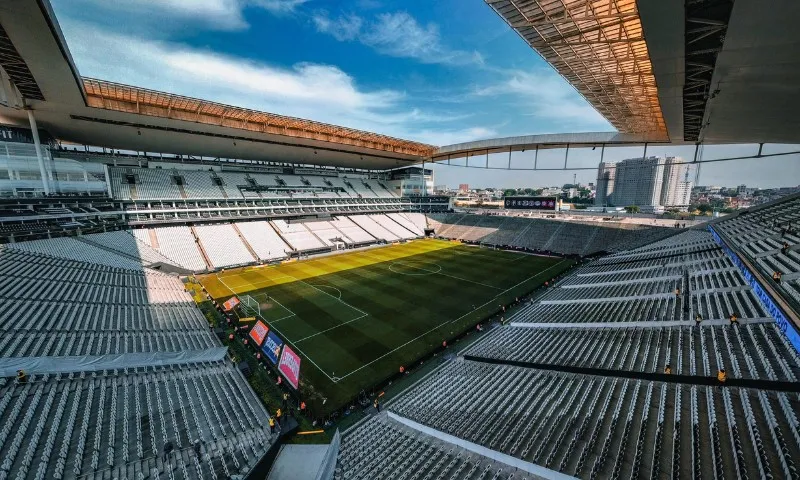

{"left": 25, "top": 108, "right": 50, "bottom": 195}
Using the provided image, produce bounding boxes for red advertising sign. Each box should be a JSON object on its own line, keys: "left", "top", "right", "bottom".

{"left": 278, "top": 345, "right": 301, "bottom": 389}
{"left": 248, "top": 320, "right": 269, "bottom": 346}
{"left": 222, "top": 296, "right": 240, "bottom": 312}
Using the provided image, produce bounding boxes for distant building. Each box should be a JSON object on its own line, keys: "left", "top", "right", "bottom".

{"left": 386, "top": 166, "right": 433, "bottom": 196}
{"left": 594, "top": 162, "right": 616, "bottom": 206}
{"left": 612, "top": 156, "right": 665, "bottom": 208}
{"left": 660, "top": 157, "right": 693, "bottom": 210}
{"left": 458, "top": 183, "right": 469, "bottom": 193}
{"left": 595, "top": 156, "right": 693, "bottom": 211}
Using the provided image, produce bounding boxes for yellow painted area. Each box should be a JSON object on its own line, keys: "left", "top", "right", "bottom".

{"left": 197, "top": 239, "right": 457, "bottom": 300}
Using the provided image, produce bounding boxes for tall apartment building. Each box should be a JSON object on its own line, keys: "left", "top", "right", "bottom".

{"left": 611, "top": 156, "right": 665, "bottom": 209}
{"left": 595, "top": 156, "right": 693, "bottom": 211}
{"left": 594, "top": 162, "right": 615, "bottom": 206}
{"left": 660, "top": 157, "right": 692, "bottom": 209}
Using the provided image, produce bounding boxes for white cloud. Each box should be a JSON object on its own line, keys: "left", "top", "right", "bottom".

{"left": 312, "top": 12, "right": 362, "bottom": 41}
{"left": 474, "top": 69, "right": 612, "bottom": 131}
{"left": 251, "top": 0, "right": 309, "bottom": 15}
{"left": 60, "top": 21, "right": 493, "bottom": 146}
{"left": 54, "top": 0, "right": 308, "bottom": 31}
{"left": 313, "top": 11, "right": 482, "bottom": 66}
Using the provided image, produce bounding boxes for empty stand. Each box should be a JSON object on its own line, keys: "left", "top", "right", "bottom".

{"left": 149, "top": 226, "right": 208, "bottom": 271}
{"left": 234, "top": 221, "right": 291, "bottom": 261}
{"left": 329, "top": 217, "right": 375, "bottom": 244}
{"left": 349, "top": 215, "right": 400, "bottom": 242}
{"left": 428, "top": 213, "right": 678, "bottom": 256}
{"left": 0, "top": 361, "right": 272, "bottom": 480}
{"left": 193, "top": 224, "right": 255, "bottom": 269}
{"left": 271, "top": 219, "right": 326, "bottom": 251}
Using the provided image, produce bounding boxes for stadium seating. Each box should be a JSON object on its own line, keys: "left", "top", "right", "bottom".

{"left": 368, "top": 214, "right": 416, "bottom": 240}
{"left": 271, "top": 219, "right": 326, "bottom": 251}
{"left": 336, "top": 414, "right": 524, "bottom": 480}
{"left": 329, "top": 216, "right": 375, "bottom": 244}
{"left": 78, "top": 231, "right": 180, "bottom": 268}
{"left": 337, "top": 227, "right": 800, "bottom": 480}
{"left": 399, "top": 212, "right": 428, "bottom": 235}
{"left": 0, "top": 238, "right": 275, "bottom": 480}
{"left": 234, "top": 221, "right": 291, "bottom": 261}
{"left": 147, "top": 226, "right": 209, "bottom": 271}
{"left": 428, "top": 213, "right": 679, "bottom": 256}
{"left": 181, "top": 171, "right": 226, "bottom": 200}
{"left": 714, "top": 194, "right": 800, "bottom": 305}
{"left": 105, "top": 167, "right": 406, "bottom": 204}
{"left": 304, "top": 220, "right": 347, "bottom": 247}
{"left": 0, "top": 360, "right": 272, "bottom": 479}
{"left": 349, "top": 215, "right": 400, "bottom": 242}
{"left": 383, "top": 361, "right": 800, "bottom": 479}
{"left": 193, "top": 224, "right": 255, "bottom": 268}
{"left": 465, "top": 323, "right": 800, "bottom": 382}
{"left": 6, "top": 237, "right": 151, "bottom": 271}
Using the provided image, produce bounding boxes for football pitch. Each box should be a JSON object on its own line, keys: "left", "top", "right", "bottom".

{"left": 197, "top": 239, "right": 575, "bottom": 414}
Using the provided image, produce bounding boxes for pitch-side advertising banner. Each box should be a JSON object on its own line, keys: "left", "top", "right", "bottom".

{"left": 261, "top": 331, "right": 284, "bottom": 365}
{"left": 248, "top": 320, "right": 269, "bottom": 346}
{"left": 278, "top": 345, "right": 301, "bottom": 389}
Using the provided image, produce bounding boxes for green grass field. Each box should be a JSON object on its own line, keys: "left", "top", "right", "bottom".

{"left": 197, "top": 239, "right": 574, "bottom": 415}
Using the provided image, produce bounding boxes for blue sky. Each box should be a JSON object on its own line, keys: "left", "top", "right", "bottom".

{"left": 49, "top": 0, "right": 799, "bottom": 188}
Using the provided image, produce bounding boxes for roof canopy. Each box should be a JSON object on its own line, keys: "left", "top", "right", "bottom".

{"left": 486, "top": 0, "right": 666, "bottom": 139}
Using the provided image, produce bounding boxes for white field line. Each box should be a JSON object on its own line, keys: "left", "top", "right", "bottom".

{"left": 281, "top": 272, "right": 370, "bottom": 317}
{"left": 294, "top": 313, "right": 370, "bottom": 344}
{"left": 222, "top": 276, "right": 336, "bottom": 382}
{"left": 393, "top": 260, "right": 503, "bottom": 291}
{"left": 252, "top": 293, "right": 298, "bottom": 324}
{"left": 335, "top": 259, "right": 571, "bottom": 382}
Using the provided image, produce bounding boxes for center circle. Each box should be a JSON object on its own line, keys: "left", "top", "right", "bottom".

{"left": 389, "top": 261, "right": 443, "bottom": 276}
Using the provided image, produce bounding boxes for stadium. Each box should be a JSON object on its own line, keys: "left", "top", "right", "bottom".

{"left": 0, "top": 0, "right": 799, "bottom": 479}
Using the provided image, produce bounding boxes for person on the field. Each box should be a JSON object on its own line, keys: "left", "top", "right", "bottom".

{"left": 717, "top": 368, "right": 727, "bottom": 384}
{"left": 695, "top": 314, "right": 702, "bottom": 326}
{"left": 664, "top": 364, "right": 671, "bottom": 375}
{"left": 773, "top": 270, "right": 782, "bottom": 283}
{"left": 193, "top": 439, "right": 203, "bottom": 458}
{"left": 16, "top": 369, "right": 27, "bottom": 384}
{"left": 276, "top": 408, "right": 283, "bottom": 426}
{"left": 269, "top": 417, "right": 276, "bottom": 434}
{"left": 373, "top": 398, "right": 381, "bottom": 412}
{"left": 729, "top": 313, "right": 739, "bottom": 326}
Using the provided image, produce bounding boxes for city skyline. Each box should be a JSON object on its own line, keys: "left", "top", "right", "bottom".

{"left": 430, "top": 143, "right": 800, "bottom": 190}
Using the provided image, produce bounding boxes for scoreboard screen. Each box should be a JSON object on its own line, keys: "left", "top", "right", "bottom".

{"left": 503, "top": 196, "right": 557, "bottom": 210}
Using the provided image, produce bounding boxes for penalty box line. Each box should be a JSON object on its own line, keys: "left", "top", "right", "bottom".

{"left": 228, "top": 280, "right": 335, "bottom": 383}
{"left": 249, "top": 292, "right": 297, "bottom": 324}
{"left": 334, "top": 258, "right": 572, "bottom": 383}
{"left": 245, "top": 293, "right": 338, "bottom": 384}
{"left": 270, "top": 271, "right": 371, "bottom": 381}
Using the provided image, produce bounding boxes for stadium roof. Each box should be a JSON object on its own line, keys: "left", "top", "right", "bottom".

{"left": 0, "top": 0, "right": 435, "bottom": 170}
{"left": 485, "top": 0, "right": 800, "bottom": 145}
{"left": 486, "top": 0, "right": 666, "bottom": 139}
{"left": 1, "top": 1, "right": 798, "bottom": 170}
